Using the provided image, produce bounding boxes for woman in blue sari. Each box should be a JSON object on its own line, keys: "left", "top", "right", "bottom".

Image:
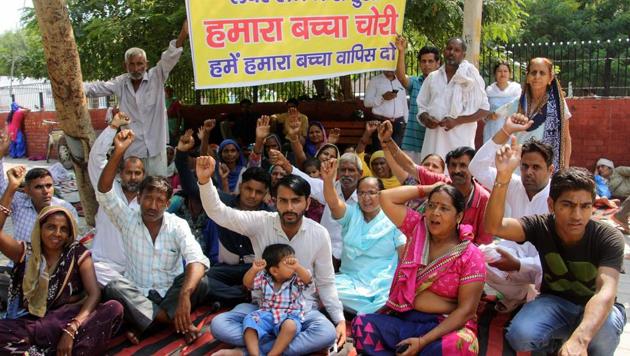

{"left": 321, "top": 158, "right": 405, "bottom": 314}
{"left": 216, "top": 139, "right": 246, "bottom": 193}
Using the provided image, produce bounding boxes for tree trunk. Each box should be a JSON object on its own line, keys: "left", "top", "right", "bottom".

{"left": 33, "top": 0, "right": 98, "bottom": 226}
{"left": 463, "top": 0, "right": 483, "bottom": 68}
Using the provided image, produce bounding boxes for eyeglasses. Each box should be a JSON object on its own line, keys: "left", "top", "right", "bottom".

{"left": 357, "top": 191, "right": 379, "bottom": 197}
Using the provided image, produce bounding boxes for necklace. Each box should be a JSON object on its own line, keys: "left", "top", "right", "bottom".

{"left": 527, "top": 93, "right": 548, "bottom": 118}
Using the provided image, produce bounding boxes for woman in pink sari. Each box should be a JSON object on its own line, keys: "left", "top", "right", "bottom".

{"left": 352, "top": 184, "right": 485, "bottom": 355}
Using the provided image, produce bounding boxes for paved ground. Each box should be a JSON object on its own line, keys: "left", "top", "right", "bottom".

{"left": 0, "top": 157, "right": 629, "bottom": 354}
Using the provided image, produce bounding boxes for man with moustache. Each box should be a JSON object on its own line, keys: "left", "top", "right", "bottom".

{"left": 88, "top": 112, "right": 145, "bottom": 286}
{"left": 469, "top": 114, "right": 552, "bottom": 311}
{"left": 84, "top": 21, "right": 189, "bottom": 176}
{"left": 272, "top": 151, "right": 362, "bottom": 266}
{"left": 195, "top": 156, "right": 346, "bottom": 355}
{"left": 0, "top": 134, "right": 78, "bottom": 245}
{"left": 96, "top": 129, "right": 209, "bottom": 344}
{"left": 485, "top": 141, "right": 625, "bottom": 355}
{"left": 378, "top": 121, "right": 492, "bottom": 245}
{"left": 417, "top": 37, "right": 489, "bottom": 160}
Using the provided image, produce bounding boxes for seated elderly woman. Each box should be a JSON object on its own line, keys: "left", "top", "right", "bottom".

{"left": 0, "top": 166, "right": 122, "bottom": 355}
{"left": 356, "top": 121, "right": 401, "bottom": 189}
{"left": 352, "top": 184, "right": 485, "bottom": 355}
{"left": 320, "top": 159, "right": 405, "bottom": 314}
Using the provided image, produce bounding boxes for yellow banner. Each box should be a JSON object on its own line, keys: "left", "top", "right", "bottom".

{"left": 185, "top": 0, "right": 407, "bottom": 89}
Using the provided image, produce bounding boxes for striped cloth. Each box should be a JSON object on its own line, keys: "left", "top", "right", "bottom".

{"left": 400, "top": 75, "right": 426, "bottom": 156}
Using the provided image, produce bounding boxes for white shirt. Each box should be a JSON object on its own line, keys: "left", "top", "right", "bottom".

{"left": 470, "top": 139, "right": 550, "bottom": 218}
{"left": 417, "top": 61, "right": 489, "bottom": 160}
{"left": 470, "top": 138, "right": 545, "bottom": 304}
{"left": 292, "top": 166, "right": 358, "bottom": 260}
{"left": 87, "top": 126, "right": 139, "bottom": 277}
{"left": 364, "top": 73, "right": 409, "bottom": 121}
{"left": 84, "top": 40, "right": 183, "bottom": 158}
{"left": 198, "top": 181, "right": 345, "bottom": 324}
{"left": 96, "top": 188, "right": 209, "bottom": 297}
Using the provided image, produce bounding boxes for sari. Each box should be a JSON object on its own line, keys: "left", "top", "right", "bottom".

{"left": 352, "top": 208, "right": 485, "bottom": 355}
{"left": 483, "top": 81, "right": 522, "bottom": 142}
{"left": 216, "top": 139, "right": 246, "bottom": 192}
{"left": 304, "top": 121, "right": 327, "bottom": 157}
{"left": 505, "top": 78, "right": 571, "bottom": 171}
{"left": 0, "top": 206, "right": 123, "bottom": 355}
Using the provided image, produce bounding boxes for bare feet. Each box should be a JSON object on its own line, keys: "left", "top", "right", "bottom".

{"left": 595, "top": 196, "right": 618, "bottom": 209}
{"left": 211, "top": 348, "right": 245, "bottom": 356}
{"left": 125, "top": 330, "right": 140, "bottom": 345}
{"left": 611, "top": 214, "right": 630, "bottom": 235}
{"left": 183, "top": 324, "right": 202, "bottom": 344}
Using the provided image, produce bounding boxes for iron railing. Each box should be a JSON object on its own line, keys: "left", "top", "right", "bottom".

{"left": 2, "top": 38, "right": 629, "bottom": 110}
{"left": 480, "top": 38, "right": 630, "bottom": 97}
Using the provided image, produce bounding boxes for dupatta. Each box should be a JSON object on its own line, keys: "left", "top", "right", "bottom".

{"left": 21, "top": 206, "right": 81, "bottom": 317}
{"left": 508, "top": 78, "right": 569, "bottom": 170}
{"left": 386, "top": 216, "right": 474, "bottom": 313}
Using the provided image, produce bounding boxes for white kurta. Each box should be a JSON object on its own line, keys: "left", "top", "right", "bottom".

{"left": 417, "top": 61, "right": 489, "bottom": 160}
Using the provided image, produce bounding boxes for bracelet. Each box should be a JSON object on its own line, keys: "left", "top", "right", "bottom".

{"left": 382, "top": 139, "right": 392, "bottom": 144}
{"left": 417, "top": 185, "right": 426, "bottom": 198}
{"left": 493, "top": 180, "right": 510, "bottom": 188}
{"left": 62, "top": 328, "right": 75, "bottom": 340}
{"left": 0, "top": 204, "right": 12, "bottom": 216}
{"left": 70, "top": 317, "right": 81, "bottom": 329}
{"left": 501, "top": 127, "right": 511, "bottom": 137}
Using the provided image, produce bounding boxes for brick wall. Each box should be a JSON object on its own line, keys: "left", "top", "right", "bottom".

{"left": 566, "top": 98, "right": 630, "bottom": 169}
{"left": 0, "top": 109, "right": 107, "bottom": 159}
{"left": 472, "top": 97, "right": 630, "bottom": 170}
{"left": 1, "top": 98, "right": 629, "bottom": 170}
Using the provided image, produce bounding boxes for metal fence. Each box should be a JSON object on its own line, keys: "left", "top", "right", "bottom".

{"left": 2, "top": 37, "right": 629, "bottom": 110}
{"left": 480, "top": 38, "right": 630, "bottom": 97}
{"left": 169, "top": 37, "right": 630, "bottom": 103}
{"left": 0, "top": 81, "right": 109, "bottom": 112}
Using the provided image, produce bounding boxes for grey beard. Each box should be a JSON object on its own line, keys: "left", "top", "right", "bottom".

{"left": 128, "top": 72, "right": 143, "bottom": 80}
{"left": 121, "top": 181, "right": 140, "bottom": 193}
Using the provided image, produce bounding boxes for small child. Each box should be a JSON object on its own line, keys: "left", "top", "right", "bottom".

{"left": 243, "top": 244, "right": 312, "bottom": 356}
{"left": 303, "top": 158, "right": 325, "bottom": 222}
{"left": 303, "top": 157, "right": 321, "bottom": 178}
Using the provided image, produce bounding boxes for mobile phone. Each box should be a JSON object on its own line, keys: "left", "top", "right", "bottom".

{"left": 396, "top": 343, "right": 410, "bottom": 353}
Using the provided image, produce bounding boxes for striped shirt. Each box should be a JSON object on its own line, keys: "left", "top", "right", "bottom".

{"left": 95, "top": 188, "right": 209, "bottom": 297}
{"left": 0, "top": 159, "right": 78, "bottom": 244}
{"left": 401, "top": 76, "right": 426, "bottom": 153}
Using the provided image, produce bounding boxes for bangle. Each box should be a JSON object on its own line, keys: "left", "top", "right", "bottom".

{"left": 501, "top": 127, "right": 511, "bottom": 137}
{"left": 0, "top": 204, "right": 11, "bottom": 215}
{"left": 70, "top": 317, "right": 81, "bottom": 329}
{"left": 66, "top": 318, "right": 80, "bottom": 333}
{"left": 382, "top": 139, "right": 392, "bottom": 144}
{"left": 417, "top": 185, "right": 426, "bottom": 198}
{"left": 62, "top": 328, "right": 75, "bottom": 340}
{"left": 493, "top": 180, "right": 510, "bottom": 188}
